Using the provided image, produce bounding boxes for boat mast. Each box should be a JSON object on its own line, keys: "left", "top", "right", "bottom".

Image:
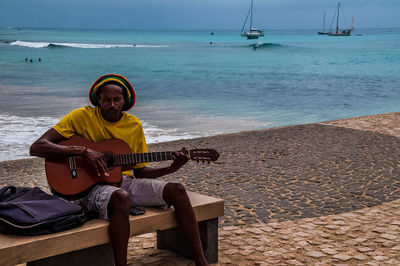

{"left": 322, "top": 12, "right": 326, "bottom": 32}
{"left": 250, "top": 0, "right": 253, "bottom": 31}
{"left": 336, "top": 2, "right": 340, "bottom": 33}
{"left": 241, "top": 4, "right": 251, "bottom": 34}
{"left": 350, "top": 16, "right": 354, "bottom": 31}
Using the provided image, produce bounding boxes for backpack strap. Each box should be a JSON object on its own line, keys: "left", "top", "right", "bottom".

{"left": 0, "top": 186, "right": 16, "bottom": 200}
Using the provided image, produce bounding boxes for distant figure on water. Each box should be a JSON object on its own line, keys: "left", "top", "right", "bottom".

{"left": 38, "top": 58, "right": 41, "bottom": 62}
{"left": 25, "top": 58, "right": 28, "bottom": 62}
{"left": 252, "top": 43, "right": 261, "bottom": 51}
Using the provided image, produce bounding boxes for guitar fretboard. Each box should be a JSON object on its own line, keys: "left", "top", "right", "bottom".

{"left": 112, "top": 151, "right": 176, "bottom": 166}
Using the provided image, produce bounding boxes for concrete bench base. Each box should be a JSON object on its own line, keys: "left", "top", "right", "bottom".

{"left": 158, "top": 217, "right": 219, "bottom": 264}
{"left": 27, "top": 244, "right": 114, "bottom": 266}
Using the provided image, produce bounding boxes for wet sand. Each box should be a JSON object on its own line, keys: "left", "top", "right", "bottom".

{"left": 1, "top": 112, "right": 400, "bottom": 265}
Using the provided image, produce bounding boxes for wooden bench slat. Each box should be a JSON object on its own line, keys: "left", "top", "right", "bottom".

{"left": 0, "top": 192, "right": 224, "bottom": 266}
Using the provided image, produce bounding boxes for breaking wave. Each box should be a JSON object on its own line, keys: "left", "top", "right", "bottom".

{"left": 9, "top": 40, "right": 169, "bottom": 49}
{"left": 247, "top": 42, "right": 283, "bottom": 49}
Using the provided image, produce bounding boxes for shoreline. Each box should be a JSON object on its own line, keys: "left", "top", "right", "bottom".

{"left": 2, "top": 111, "right": 400, "bottom": 165}
{"left": 1, "top": 112, "right": 400, "bottom": 264}
{"left": 0, "top": 107, "right": 271, "bottom": 162}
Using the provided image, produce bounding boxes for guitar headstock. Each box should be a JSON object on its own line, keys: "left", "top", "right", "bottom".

{"left": 189, "top": 149, "right": 220, "bottom": 163}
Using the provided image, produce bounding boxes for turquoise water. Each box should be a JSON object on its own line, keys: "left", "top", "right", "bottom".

{"left": 0, "top": 27, "right": 400, "bottom": 161}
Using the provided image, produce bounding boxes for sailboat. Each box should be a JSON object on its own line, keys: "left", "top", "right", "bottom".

{"left": 328, "top": 2, "right": 354, "bottom": 36}
{"left": 240, "top": 0, "right": 264, "bottom": 40}
{"left": 317, "top": 12, "right": 329, "bottom": 35}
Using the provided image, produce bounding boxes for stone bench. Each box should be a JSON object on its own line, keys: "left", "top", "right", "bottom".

{"left": 0, "top": 192, "right": 224, "bottom": 266}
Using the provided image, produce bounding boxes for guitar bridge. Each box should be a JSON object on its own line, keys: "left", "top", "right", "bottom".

{"left": 69, "top": 156, "right": 77, "bottom": 178}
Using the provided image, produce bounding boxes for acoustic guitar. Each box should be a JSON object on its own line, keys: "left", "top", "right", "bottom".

{"left": 45, "top": 135, "right": 219, "bottom": 199}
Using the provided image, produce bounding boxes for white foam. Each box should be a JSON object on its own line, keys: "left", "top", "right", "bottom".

{"left": 0, "top": 115, "right": 199, "bottom": 162}
{"left": 142, "top": 122, "right": 204, "bottom": 143}
{"left": 9, "top": 40, "right": 169, "bottom": 49}
{"left": 10, "top": 40, "right": 50, "bottom": 48}
{"left": 0, "top": 115, "right": 60, "bottom": 161}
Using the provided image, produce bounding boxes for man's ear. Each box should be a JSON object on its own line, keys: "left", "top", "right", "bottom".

{"left": 95, "top": 87, "right": 102, "bottom": 102}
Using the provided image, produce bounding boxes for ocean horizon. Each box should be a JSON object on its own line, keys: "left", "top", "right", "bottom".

{"left": 0, "top": 26, "right": 399, "bottom": 162}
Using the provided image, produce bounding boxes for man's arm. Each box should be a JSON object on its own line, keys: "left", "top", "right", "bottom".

{"left": 30, "top": 128, "right": 109, "bottom": 176}
{"left": 133, "top": 149, "right": 189, "bottom": 179}
{"left": 30, "top": 128, "right": 84, "bottom": 158}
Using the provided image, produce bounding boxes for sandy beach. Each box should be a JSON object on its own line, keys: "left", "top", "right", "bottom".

{"left": 1, "top": 112, "right": 400, "bottom": 265}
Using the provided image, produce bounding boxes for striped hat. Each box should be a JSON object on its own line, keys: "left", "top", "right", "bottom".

{"left": 89, "top": 74, "right": 136, "bottom": 111}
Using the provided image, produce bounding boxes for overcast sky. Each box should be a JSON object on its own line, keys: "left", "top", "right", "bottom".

{"left": 0, "top": 0, "right": 399, "bottom": 30}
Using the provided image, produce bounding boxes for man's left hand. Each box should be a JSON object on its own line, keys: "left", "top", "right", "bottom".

{"left": 170, "top": 148, "right": 189, "bottom": 173}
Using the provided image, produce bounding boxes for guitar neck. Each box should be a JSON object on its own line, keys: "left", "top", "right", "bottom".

{"left": 111, "top": 151, "right": 178, "bottom": 166}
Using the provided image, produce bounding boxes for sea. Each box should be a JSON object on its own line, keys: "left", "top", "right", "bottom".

{"left": 0, "top": 27, "right": 399, "bottom": 162}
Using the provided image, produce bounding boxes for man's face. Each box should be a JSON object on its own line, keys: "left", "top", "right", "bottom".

{"left": 98, "top": 84, "right": 126, "bottom": 122}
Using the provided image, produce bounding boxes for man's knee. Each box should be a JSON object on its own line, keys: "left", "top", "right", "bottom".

{"left": 108, "top": 189, "right": 131, "bottom": 218}
{"left": 163, "top": 183, "right": 188, "bottom": 206}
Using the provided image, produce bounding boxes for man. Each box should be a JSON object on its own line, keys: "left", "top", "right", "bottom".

{"left": 30, "top": 74, "right": 208, "bottom": 266}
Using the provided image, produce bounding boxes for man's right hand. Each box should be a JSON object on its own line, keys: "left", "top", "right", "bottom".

{"left": 84, "top": 148, "right": 109, "bottom": 177}
{"left": 30, "top": 128, "right": 110, "bottom": 177}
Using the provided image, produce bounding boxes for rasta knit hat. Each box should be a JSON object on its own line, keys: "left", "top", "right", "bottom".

{"left": 89, "top": 74, "right": 136, "bottom": 111}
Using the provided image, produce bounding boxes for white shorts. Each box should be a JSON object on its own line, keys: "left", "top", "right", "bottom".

{"left": 76, "top": 176, "right": 169, "bottom": 220}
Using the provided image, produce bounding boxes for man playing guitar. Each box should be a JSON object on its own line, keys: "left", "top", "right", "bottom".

{"left": 30, "top": 74, "right": 209, "bottom": 266}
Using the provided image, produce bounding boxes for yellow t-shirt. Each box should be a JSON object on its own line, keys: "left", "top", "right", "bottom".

{"left": 53, "top": 106, "right": 148, "bottom": 175}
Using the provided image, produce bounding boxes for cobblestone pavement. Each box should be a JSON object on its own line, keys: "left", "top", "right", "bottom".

{"left": 126, "top": 198, "right": 400, "bottom": 265}
{"left": 1, "top": 113, "right": 400, "bottom": 265}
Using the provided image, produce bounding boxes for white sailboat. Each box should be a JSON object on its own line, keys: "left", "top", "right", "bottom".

{"left": 240, "top": 0, "right": 264, "bottom": 40}
{"left": 328, "top": 2, "right": 354, "bottom": 36}
{"left": 317, "top": 12, "right": 329, "bottom": 35}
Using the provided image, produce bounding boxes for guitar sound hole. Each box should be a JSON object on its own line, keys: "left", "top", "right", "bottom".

{"left": 104, "top": 153, "right": 114, "bottom": 168}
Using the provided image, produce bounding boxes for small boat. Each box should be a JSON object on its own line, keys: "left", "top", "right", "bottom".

{"left": 328, "top": 2, "right": 354, "bottom": 36}
{"left": 240, "top": 0, "right": 264, "bottom": 40}
{"left": 317, "top": 12, "right": 329, "bottom": 35}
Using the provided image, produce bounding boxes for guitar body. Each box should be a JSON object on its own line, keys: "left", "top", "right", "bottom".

{"left": 45, "top": 135, "right": 132, "bottom": 199}
{"left": 45, "top": 135, "right": 219, "bottom": 199}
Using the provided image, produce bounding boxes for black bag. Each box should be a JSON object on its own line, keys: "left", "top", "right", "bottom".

{"left": 0, "top": 186, "right": 90, "bottom": 236}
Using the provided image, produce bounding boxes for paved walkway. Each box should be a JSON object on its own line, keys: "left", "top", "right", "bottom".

{"left": 1, "top": 112, "right": 400, "bottom": 265}
{"left": 127, "top": 199, "right": 400, "bottom": 265}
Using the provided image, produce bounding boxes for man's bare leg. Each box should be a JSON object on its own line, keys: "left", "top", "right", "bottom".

{"left": 108, "top": 190, "right": 131, "bottom": 266}
{"left": 163, "top": 183, "right": 208, "bottom": 266}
